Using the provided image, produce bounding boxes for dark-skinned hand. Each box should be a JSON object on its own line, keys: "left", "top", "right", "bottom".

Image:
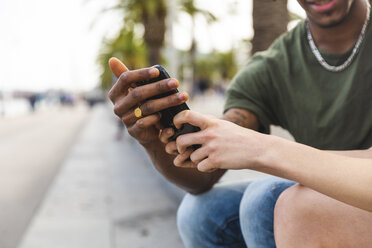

{"left": 108, "top": 58, "right": 189, "bottom": 145}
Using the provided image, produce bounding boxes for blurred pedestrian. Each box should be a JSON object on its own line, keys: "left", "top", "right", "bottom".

{"left": 28, "top": 93, "right": 37, "bottom": 112}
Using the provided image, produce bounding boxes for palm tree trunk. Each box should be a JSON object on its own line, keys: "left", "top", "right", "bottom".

{"left": 142, "top": 1, "right": 167, "bottom": 65}
{"left": 252, "top": 0, "right": 288, "bottom": 55}
{"left": 190, "top": 17, "right": 197, "bottom": 86}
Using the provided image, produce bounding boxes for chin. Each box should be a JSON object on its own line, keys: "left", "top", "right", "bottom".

{"left": 310, "top": 14, "right": 346, "bottom": 27}
{"left": 308, "top": 10, "right": 349, "bottom": 28}
{"left": 299, "top": 0, "right": 355, "bottom": 27}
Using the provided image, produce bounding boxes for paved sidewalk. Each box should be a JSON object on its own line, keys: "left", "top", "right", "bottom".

{"left": 0, "top": 106, "right": 89, "bottom": 248}
{"left": 19, "top": 104, "right": 184, "bottom": 248}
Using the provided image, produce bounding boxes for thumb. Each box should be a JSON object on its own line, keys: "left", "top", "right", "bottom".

{"left": 174, "top": 110, "right": 211, "bottom": 130}
{"left": 109, "top": 57, "right": 129, "bottom": 78}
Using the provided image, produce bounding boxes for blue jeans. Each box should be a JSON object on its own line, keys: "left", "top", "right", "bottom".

{"left": 177, "top": 176, "right": 296, "bottom": 248}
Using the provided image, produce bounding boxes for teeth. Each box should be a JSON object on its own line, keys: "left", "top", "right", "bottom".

{"left": 316, "top": 0, "right": 331, "bottom": 5}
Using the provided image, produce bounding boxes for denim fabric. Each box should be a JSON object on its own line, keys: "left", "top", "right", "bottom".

{"left": 240, "top": 177, "right": 296, "bottom": 248}
{"left": 177, "top": 176, "right": 295, "bottom": 248}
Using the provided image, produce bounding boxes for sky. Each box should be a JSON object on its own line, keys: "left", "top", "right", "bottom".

{"left": 0, "top": 0, "right": 305, "bottom": 92}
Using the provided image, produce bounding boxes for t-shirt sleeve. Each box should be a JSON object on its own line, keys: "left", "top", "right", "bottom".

{"left": 224, "top": 55, "right": 277, "bottom": 134}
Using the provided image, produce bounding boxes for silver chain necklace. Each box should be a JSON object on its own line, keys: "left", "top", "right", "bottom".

{"left": 306, "top": 0, "right": 371, "bottom": 72}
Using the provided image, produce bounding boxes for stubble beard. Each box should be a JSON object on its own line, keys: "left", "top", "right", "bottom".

{"left": 307, "top": 0, "right": 357, "bottom": 28}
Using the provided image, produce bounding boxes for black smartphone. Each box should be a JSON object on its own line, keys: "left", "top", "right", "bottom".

{"left": 136, "top": 65, "right": 201, "bottom": 147}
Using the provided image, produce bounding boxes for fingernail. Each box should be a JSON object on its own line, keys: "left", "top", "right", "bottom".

{"left": 150, "top": 68, "right": 158, "bottom": 76}
{"left": 168, "top": 79, "right": 177, "bottom": 88}
{"left": 178, "top": 93, "right": 186, "bottom": 100}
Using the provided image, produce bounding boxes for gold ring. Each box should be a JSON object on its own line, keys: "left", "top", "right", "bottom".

{"left": 134, "top": 106, "right": 143, "bottom": 118}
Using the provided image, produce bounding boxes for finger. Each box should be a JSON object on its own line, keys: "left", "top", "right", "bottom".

{"left": 109, "top": 67, "right": 159, "bottom": 101}
{"left": 121, "top": 105, "right": 160, "bottom": 127}
{"left": 176, "top": 132, "right": 204, "bottom": 154}
{"left": 174, "top": 110, "right": 212, "bottom": 130}
{"left": 115, "top": 91, "right": 187, "bottom": 119}
{"left": 118, "top": 78, "right": 179, "bottom": 114}
{"left": 114, "top": 94, "right": 140, "bottom": 120}
{"left": 118, "top": 67, "right": 159, "bottom": 87}
{"left": 178, "top": 160, "right": 198, "bottom": 169}
{"left": 197, "top": 158, "right": 217, "bottom": 173}
{"left": 160, "top": 128, "right": 175, "bottom": 143}
{"left": 165, "top": 141, "right": 178, "bottom": 155}
{"left": 189, "top": 146, "right": 208, "bottom": 164}
{"left": 108, "top": 58, "right": 129, "bottom": 103}
{"left": 109, "top": 57, "right": 129, "bottom": 78}
{"left": 127, "top": 119, "right": 160, "bottom": 139}
{"left": 174, "top": 149, "right": 197, "bottom": 168}
{"left": 155, "top": 119, "right": 164, "bottom": 130}
{"left": 139, "top": 91, "right": 188, "bottom": 117}
{"left": 136, "top": 113, "right": 161, "bottom": 129}
{"left": 121, "top": 109, "right": 137, "bottom": 126}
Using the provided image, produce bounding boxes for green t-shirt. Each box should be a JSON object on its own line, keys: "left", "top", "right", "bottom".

{"left": 224, "top": 20, "right": 372, "bottom": 150}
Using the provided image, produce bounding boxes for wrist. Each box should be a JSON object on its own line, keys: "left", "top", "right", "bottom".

{"left": 254, "top": 134, "right": 286, "bottom": 172}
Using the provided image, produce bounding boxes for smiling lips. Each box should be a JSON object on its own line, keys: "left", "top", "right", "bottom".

{"left": 307, "top": 0, "right": 336, "bottom": 12}
{"left": 307, "top": 0, "right": 332, "bottom": 5}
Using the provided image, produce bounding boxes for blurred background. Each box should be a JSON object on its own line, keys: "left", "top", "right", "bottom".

{"left": 0, "top": 0, "right": 303, "bottom": 247}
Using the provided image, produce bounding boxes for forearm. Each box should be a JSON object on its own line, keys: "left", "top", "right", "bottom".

{"left": 329, "top": 147, "right": 372, "bottom": 158}
{"left": 222, "top": 108, "right": 260, "bottom": 130}
{"left": 257, "top": 136, "right": 372, "bottom": 211}
{"left": 143, "top": 140, "right": 225, "bottom": 194}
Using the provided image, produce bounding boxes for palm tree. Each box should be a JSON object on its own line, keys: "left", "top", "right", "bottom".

{"left": 139, "top": 0, "right": 167, "bottom": 65}
{"left": 97, "top": 26, "right": 147, "bottom": 89}
{"left": 96, "top": 0, "right": 167, "bottom": 89}
{"left": 105, "top": 0, "right": 167, "bottom": 66}
{"left": 251, "top": 0, "right": 288, "bottom": 54}
{"left": 97, "top": 0, "right": 216, "bottom": 89}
